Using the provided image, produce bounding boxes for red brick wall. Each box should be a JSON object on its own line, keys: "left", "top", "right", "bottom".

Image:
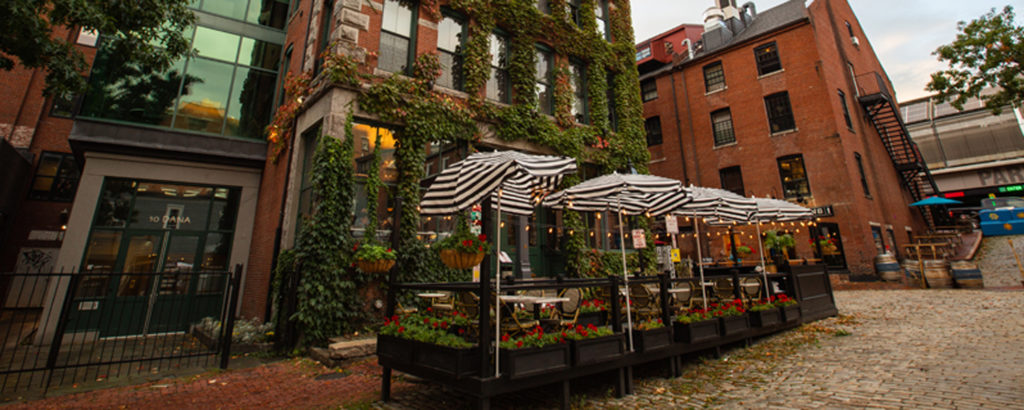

{"left": 644, "top": 0, "right": 926, "bottom": 275}
{"left": 1, "top": 27, "right": 99, "bottom": 272}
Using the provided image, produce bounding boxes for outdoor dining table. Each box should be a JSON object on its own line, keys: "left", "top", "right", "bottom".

{"left": 498, "top": 295, "right": 570, "bottom": 320}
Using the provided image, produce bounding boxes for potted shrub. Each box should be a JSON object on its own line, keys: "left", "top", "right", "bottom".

{"left": 378, "top": 314, "right": 479, "bottom": 379}
{"left": 713, "top": 299, "right": 749, "bottom": 337}
{"left": 775, "top": 294, "right": 800, "bottom": 323}
{"left": 735, "top": 245, "right": 752, "bottom": 260}
{"left": 576, "top": 299, "right": 608, "bottom": 327}
{"left": 747, "top": 298, "right": 782, "bottom": 327}
{"left": 436, "top": 215, "right": 491, "bottom": 270}
{"left": 498, "top": 326, "right": 570, "bottom": 379}
{"left": 353, "top": 242, "right": 396, "bottom": 274}
{"left": 630, "top": 318, "right": 671, "bottom": 352}
{"left": 562, "top": 324, "right": 624, "bottom": 365}
{"left": 763, "top": 230, "right": 795, "bottom": 272}
{"left": 673, "top": 309, "right": 719, "bottom": 344}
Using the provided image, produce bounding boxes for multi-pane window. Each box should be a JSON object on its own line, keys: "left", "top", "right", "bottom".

{"left": 645, "top": 116, "right": 662, "bottom": 146}
{"left": 777, "top": 155, "right": 810, "bottom": 199}
{"left": 839, "top": 89, "right": 853, "bottom": 130}
{"left": 641, "top": 79, "right": 657, "bottom": 102}
{"left": 535, "top": 45, "right": 554, "bottom": 115}
{"left": 29, "top": 152, "right": 80, "bottom": 201}
{"left": 567, "top": 0, "right": 582, "bottom": 27}
{"left": 754, "top": 42, "right": 782, "bottom": 75}
{"left": 607, "top": 73, "right": 617, "bottom": 131}
{"left": 80, "top": 22, "right": 283, "bottom": 140}
{"left": 703, "top": 62, "right": 725, "bottom": 93}
{"left": 536, "top": 0, "right": 549, "bottom": 14}
{"left": 719, "top": 166, "right": 745, "bottom": 197}
{"left": 570, "top": 60, "right": 588, "bottom": 124}
{"left": 437, "top": 12, "right": 465, "bottom": 90}
{"left": 198, "top": 0, "right": 290, "bottom": 29}
{"left": 764, "top": 92, "right": 795, "bottom": 133}
{"left": 595, "top": 0, "right": 610, "bottom": 40}
{"left": 297, "top": 124, "right": 321, "bottom": 219}
{"left": 855, "top": 152, "right": 870, "bottom": 196}
{"left": 314, "top": 0, "right": 334, "bottom": 75}
{"left": 711, "top": 108, "right": 735, "bottom": 146}
{"left": 486, "top": 32, "right": 510, "bottom": 103}
{"left": 379, "top": 0, "right": 416, "bottom": 74}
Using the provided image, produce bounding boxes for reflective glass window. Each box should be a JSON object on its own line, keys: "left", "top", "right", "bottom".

{"left": 535, "top": 46, "right": 553, "bottom": 115}
{"left": 172, "top": 58, "right": 235, "bottom": 134}
{"left": 193, "top": 27, "right": 241, "bottom": 63}
{"left": 201, "top": 0, "right": 248, "bottom": 21}
{"left": 379, "top": 0, "right": 414, "bottom": 73}
{"left": 437, "top": 14, "right": 464, "bottom": 90}
{"left": 486, "top": 33, "right": 510, "bottom": 103}
{"left": 29, "top": 152, "right": 80, "bottom": 201}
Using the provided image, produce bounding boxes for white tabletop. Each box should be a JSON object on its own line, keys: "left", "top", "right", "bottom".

{"left": 667, "top": 288, "right": 691, "bottom": 294}
{"left": 417, "top": 292, "right": 446, "bottom": 298}
{"left": 497, "top": 295, "right": 537, "bottom": 303}
{"left": 533, "top": 297, "right": 570, "bottom": 304}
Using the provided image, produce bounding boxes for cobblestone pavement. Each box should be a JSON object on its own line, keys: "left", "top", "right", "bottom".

{"left": 586, "top": 289, "right": 1024, "bottom": 409}
{"left": 8, "top": 289, "right": 1023, "bottom": 409}
{"left": 977, "top": 234, "right": 1024, "bottom": 288}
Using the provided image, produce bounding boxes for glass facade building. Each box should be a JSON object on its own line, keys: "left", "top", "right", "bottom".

{"left": 79, "top": 1, "right": 288, "bottom": 140}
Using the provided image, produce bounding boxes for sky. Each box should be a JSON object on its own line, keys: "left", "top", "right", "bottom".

{"left": 630, "top": 0, "right": 1016, "bottom": 102}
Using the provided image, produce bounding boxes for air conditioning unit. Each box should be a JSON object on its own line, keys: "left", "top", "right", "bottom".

{"left": 851, "top": 36, "right": 860, "bottom": 47}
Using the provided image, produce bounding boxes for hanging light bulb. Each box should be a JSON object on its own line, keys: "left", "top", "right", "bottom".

{"left": 569, "top": 229, "right": 574, "bottom": 235}
{"left": 500, "top": 221, "right": 506, "bottom": 228}
{"left": 548, "top": 227, "right": 554, "bottom": 234}
{"left": 590, "top": 231, "right": 595, "bottom": 237}
{"left": 685, "top": 217, "right": 690, "bottom": 222}
{"left": 525, "top": 225, "right": 531, "bottom": 231}
{"left": 796, "top": 229, "right": 801, "bottom": 234}
{"left": 595, "top": 213, "right": 602, "bottom": 220}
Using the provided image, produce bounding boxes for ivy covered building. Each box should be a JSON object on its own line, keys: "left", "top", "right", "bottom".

{"left": 264, "top": 0, "right": 651, "bottom": 317}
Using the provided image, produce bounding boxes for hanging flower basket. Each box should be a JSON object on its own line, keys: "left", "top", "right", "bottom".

{"left": 440, "top": 249, "right": 485, "bottom": 270}
{"left": 356, "top": 258, "right": 395, "bottom": 274}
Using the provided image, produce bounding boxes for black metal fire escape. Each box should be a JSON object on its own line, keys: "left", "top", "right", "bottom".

{"left": 855, "top": 73, "right": 938, "bottom": 203}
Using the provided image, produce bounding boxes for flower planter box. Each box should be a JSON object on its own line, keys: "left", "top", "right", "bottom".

{"left": 377, "top": 335, "right": 414, "bottom": 363}
{"left": 412, "top": 342, "right": 480, "bottom": 379}
{"left": 719, "top": 315, "right": 749, "bottom": 337}
{"left": 749, "top": 308, "right": 782, "bottom": 327}
{"left": 630, "top": 327, "right": 672, "bottom": 352}
{"left": 575, "top": 311, "right": 607, "bottom": 328}
{"left": 570, "top": 334, "right": 625, "bottom": 366}
{"left": 673, "top": 319, "right": 720, "bottom": 344}
{"left": 499, "top": 344, "right": 570, "bottom": 379}
{"left": 356, "top": 258, "right": 394, "bottom": 274}
{"left": 781, "top": 304, "right": 800, "bottom": 323}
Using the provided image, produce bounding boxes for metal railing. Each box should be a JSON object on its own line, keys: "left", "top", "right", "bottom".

{"left": 0, "top": 265, "right": 242, "bottom": 395}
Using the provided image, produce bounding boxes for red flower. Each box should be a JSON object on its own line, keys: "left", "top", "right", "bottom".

{"left": 516, "top": 340, "right": 523, "bottom": 348}
{"left": 462, "top": 240, "right": 471, "bottom": 247}
{"left": 391, "top": 315, "right": 398, "bottom": 322}
{"left": 440, "top": 321, "right": 448, "bottom": 329}
{"left": 478, "top": 234, "right": 487, "bottom": 241}
{"left": 478, "top": 245, "right": 483, "bottom": 252}
{"left": 432, "top": 322, "right": 439, "bottom": 328}
{"left": 502, "top": 334, "right": 510, "bottom": 342}
{"left": 587, "top": 324, "right": 597, "bottom": 331}
{"left": 353, "top": 243, "right": 359, "bottom": 251}
{"left": 426, "top": 307, "right": 433, "bottom": 312}
{"left": 423, "top": 318, "right": 430, "bottom": 324}
{"left": 386, "top": 248, "right": 392, "bottom": 253}
{"left": 398, "top": 326, "right": 405, "bottom": 333}
{"left": 576, "top": 325, "right": 584, "bottom": 333}
{"left": 458, "top": 328, "right": 465, "bottom": 334}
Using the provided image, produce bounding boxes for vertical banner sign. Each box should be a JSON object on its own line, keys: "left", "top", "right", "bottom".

{"left": 670, "top": 249, "right": 681, "bottom": 263}
{"left": 665, "top": 215, "right": 678, "bottom": 234}
{"left": 632, "top": 229, "right": 647, "bottom": 249}
{"left": 471, "top": 204, "right": 482, "bottom": 281}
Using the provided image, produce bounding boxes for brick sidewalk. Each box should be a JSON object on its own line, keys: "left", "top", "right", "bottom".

{"left": 9, "top": 289, "right": 1023, "bottom": 409}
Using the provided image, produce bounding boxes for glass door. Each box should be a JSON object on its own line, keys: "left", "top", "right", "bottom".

{"left": 103, "top": 231, "right": 164, "bottom": 337}
{"left": 814, "top": 223, "right": 847, "bottom": 269}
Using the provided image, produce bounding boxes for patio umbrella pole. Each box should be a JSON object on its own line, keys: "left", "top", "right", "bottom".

{"left": 755, "top": 220, "right": 770, "bottom": 299}
{"left": 494, "top": 190, "right": 503, "bottom": 378}
{"left": 693, "top": 215, "right": 707, "bottom": 310}
{"left": 618, "top": 200, "right": 635, "bottom": 352}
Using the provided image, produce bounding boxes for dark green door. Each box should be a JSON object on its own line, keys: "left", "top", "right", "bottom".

{"left": 103, "top": 231, "right": 165, "bottom": 337}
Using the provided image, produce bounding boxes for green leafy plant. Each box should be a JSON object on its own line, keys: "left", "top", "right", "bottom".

{"left": 353, "top": 243, "right": 396, "bottom": 261}
{"left": 560, "top": 323, "right": 613, "bottom": 340}
{"left": 763, "top": 230, "right": 795, "bottom": 252}
{"left": 436, "top": 214, "right": 492, "bottom": 254}
{"left": 675, "top": 308, "right": 714, "bottom": 324}
{"left": 711, "top": 299, "right": 746, "bottom": 317}
{"left": 633, "top": 317, "right": 665, "bottom": 331}
{"left": 747, "top": 299, "right": 776, "bottom": 312}
{"left": 380, "top": 314, "right": 473, "bottom": 349}
{"left": 736, "top": 245, "right": 752, "bottom": 255}
{"left": 771, "top": 293, "right": 797, "bottom": 308}
{"left": 578, "top": 299, "right": 607, "bottom": 314}
{"left": 499, "top": 326, "right": 564, "bottom": 350}
{"left": 197, "top": 317, "right": 273, "bottom": 345}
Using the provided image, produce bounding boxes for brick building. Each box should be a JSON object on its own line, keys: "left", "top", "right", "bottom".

{"left": 1, "top": 0, "right": 648, "bottom": 332}
{"left": 638, "top": 0, "right": 931, "bottom": 275}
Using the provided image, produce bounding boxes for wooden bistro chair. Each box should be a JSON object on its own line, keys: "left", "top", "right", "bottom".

{"left": 669, "top": 281, "right": 694, "bottom": 314}
{"left": 713, "top": 278, "right": 737, "bottom": 304}
{"left": 555, "top": 288, "right": 583, "bottom": 327}
{"left": 430, "top": 291, "right": 455, "bottom": 314}
{"left": 739, "top": 277, "right": 762, "bottom": 303}
{"left": 627, "top": 282, "right": 659, "bottom": 321}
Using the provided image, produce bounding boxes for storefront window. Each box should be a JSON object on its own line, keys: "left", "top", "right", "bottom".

{"left": 82, "top": 178, "right": 240, "bottom": 274}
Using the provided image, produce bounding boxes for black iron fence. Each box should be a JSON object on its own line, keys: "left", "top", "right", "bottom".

{"left": 0, "top": 265, "right": 242, "bottom": 395}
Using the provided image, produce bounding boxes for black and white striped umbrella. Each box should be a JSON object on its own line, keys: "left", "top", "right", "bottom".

{"left": 544, "top": 172, "right": 689, "bottom": 352}
{"left": 543, "top": 173, "right": 690, "bottom": 216}
{"left": 420, "top": 151, "right": 577, "bottom": 216}
{"left": 751, "top": 198, "right": 814, "bottom": 222}
{"left": 675, "top": 186, "right": 757, "bottom": 222}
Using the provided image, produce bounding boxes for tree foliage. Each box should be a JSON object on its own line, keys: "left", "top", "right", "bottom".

{"left": 927, "top": 6, "right": 1024, "bottom": 114}
{"left": 0, "top": 0, "right": 195, "bottom": 97}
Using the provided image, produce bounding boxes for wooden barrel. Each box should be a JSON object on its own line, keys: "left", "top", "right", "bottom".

{"left": 923, "top": 259, "right": 952, "bottom": 289}
{"left": 874, "top": 253, "right": 901, "bottom": 282}
{"left": 950, "top": 260, "right": 983, "bottom": 289}
{"left": 902, "top": 259, "right": 921, "bottom": 281}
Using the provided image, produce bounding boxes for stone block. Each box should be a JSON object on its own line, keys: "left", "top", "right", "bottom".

{"left": 342, "top": 0, "right": 362, "bottom": 11}
{"left": 327, "top": 338, "right": 376, "bottom": 360}
{"left": 341, "top": 9, "right": 370, "bottom": 31}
